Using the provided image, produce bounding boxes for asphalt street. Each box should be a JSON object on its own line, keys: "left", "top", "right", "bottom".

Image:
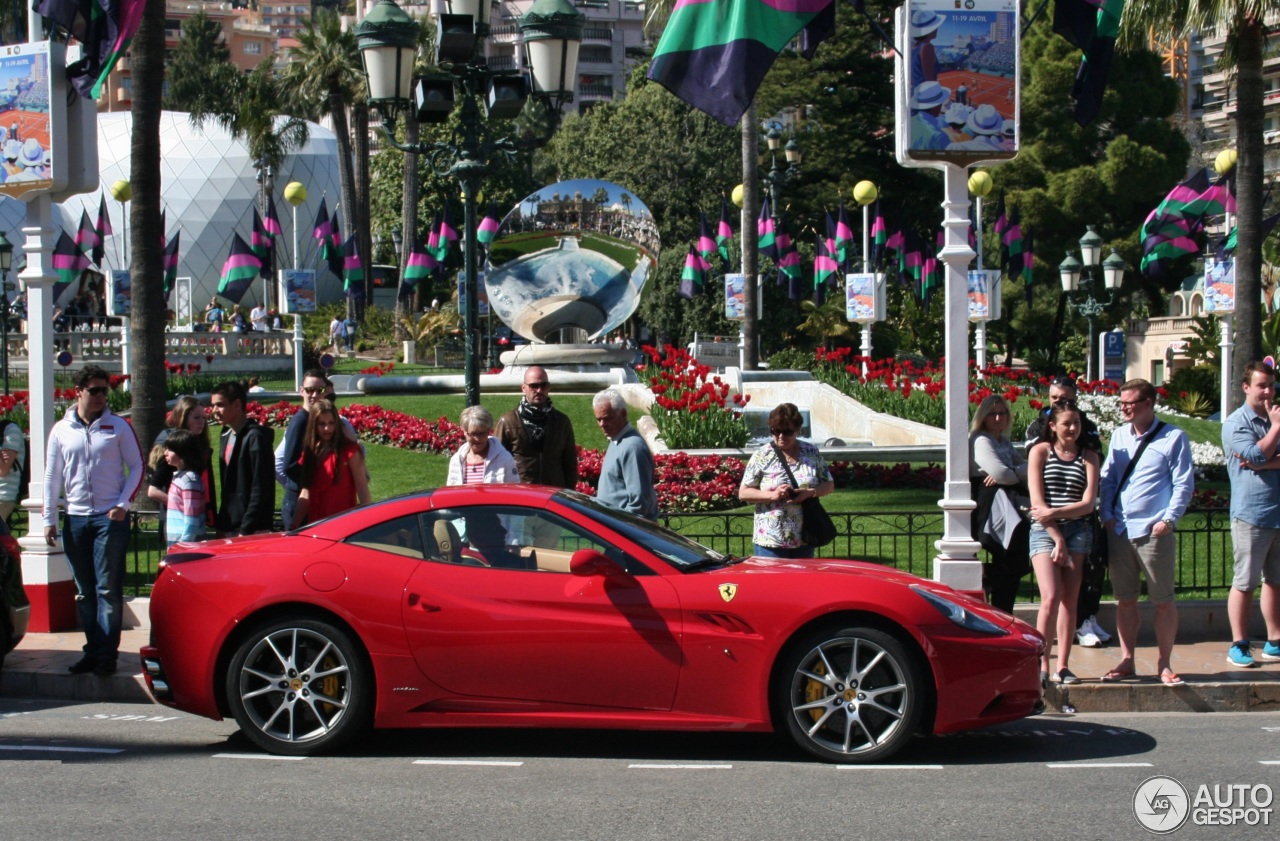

{"left": 1, "top": 699, "right": 1278, "bottom": 840}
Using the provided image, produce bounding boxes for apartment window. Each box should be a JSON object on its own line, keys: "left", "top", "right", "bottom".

{"left": 245, "top": 42, "right": 262, "bottom": 55}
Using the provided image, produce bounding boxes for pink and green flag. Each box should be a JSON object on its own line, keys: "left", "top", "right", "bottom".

{"left": 217, "top": 233, "right": 261, "bottom": 303}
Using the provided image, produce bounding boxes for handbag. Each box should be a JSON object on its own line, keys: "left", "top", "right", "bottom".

{"left": 771, "top": 444, "right": 837, "bottom": 548}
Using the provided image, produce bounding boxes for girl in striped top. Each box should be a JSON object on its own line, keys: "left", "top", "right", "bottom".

{"left": 1027, "top": 402, "right": 1100, "bottom": 687}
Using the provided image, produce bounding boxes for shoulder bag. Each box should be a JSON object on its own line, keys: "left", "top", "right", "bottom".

{"left": 771, "top": 444, "right": 837, "bottom": 548}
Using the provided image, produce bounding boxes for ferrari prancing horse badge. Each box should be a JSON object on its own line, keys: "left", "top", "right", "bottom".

{"left": 718, "top": 583, "right": 737, "bottom": 603}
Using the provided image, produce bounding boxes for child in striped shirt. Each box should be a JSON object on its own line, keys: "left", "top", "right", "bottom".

{"left": 163, "top": 430, "right": 207, "bottom": 548}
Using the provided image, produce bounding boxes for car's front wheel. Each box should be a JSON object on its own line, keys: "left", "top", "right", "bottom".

{"left": 226, "top": 617, "right": 372, "bottom": 755}
{"left": 777, "top": 626, "right": 925, "bottom": 763}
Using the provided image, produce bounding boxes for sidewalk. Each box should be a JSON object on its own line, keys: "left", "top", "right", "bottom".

{"left": 3, "top": 615, "right": 1280, "bottom": 714}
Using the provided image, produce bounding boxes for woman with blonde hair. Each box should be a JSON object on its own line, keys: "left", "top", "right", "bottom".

{"left": 969, "top": 394, "right": 1031, "bottom": 613}
{"left": 446, "top": 405, "right": 519, "bottom": 486}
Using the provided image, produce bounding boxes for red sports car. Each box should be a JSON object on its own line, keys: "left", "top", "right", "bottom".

{"left": 141, "top": 486, "right": 1044, "bottom": 763}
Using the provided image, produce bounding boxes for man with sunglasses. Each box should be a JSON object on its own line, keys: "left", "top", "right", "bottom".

{"left": 1025, "top": 376, "right": 1101, "bottom": 453}
{"left": 1098, "top": 378, "right": 1194, "bottom": 686}
{"left": 276, "top": 368, "right": 331, "bottom": 530}
{"left": 43, "top": 365, "right": 144, "bottom": 676}
{"left": 496, "top": 366, "right": 578, "bottom": 490}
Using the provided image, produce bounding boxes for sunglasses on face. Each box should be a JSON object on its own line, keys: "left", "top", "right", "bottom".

{"left": 525, "top": 381, "right": 550, "bottom": 390}
{"left": 82, "top": 386, "right": 109, "bottom": 397}
{"left": 771, "top": 428, "right": 796, "bottom": 437}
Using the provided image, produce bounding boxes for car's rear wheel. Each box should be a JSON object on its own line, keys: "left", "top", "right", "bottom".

{"left": 226, "top": 617, "right": 371, "bottom": 755}
{"left": 777, "top": 626, "right": 924, "bottom": 763}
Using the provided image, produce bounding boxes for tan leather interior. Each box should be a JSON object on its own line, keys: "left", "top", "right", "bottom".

{"left": 433, "top": 519, "right": 462, "bottom": 565}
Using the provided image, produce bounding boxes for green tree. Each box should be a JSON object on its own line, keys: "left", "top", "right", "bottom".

{"left": 1121, "top": 0, "right": 1271, "bottom": 409}
{"left": 163, "top": 10, "right": 238, "bottom": 113}
{"left": 992, "top": 15, "right": 1190, "bottom": 371}
{"left": 127, "top": 0, "right": 170, "bottom": 454}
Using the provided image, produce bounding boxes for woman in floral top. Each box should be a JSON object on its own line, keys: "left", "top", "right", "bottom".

{"left": 738, "top": 403, "right": 835, "bottom": 559}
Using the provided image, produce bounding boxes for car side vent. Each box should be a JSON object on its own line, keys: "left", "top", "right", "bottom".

{"left": 693, "top": 612, "right": 758, "bottom": 635}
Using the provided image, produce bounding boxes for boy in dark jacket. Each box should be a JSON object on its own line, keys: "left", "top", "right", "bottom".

{"left": 210, "top": 381, "right": 276, "bottom": 536}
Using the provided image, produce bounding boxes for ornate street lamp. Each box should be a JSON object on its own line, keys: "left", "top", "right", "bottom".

{"left": 1058, "top": 228, "right": 1126, "bottom": 382}
{"left": 0, "top": 230, "right": 12, "bottom": 396}
{"left": 357, "top": 0, "right": 583, "bottom": 406}
{"left": 761, "top": 128, "right": 801, "bottom": 224}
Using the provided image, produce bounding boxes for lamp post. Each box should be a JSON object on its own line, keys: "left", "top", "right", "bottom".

{"left": 283, "top": 180, "right": 307, "bottom": 390}
{"left": 1058, "top": 226, "right": 1125, "bottom": 383}
{"left": 761, "top": 128, "right": 801, "bottom": 226}
{"left": 0, "top": 230, "right": 13, "bottom": 396}
{"left": 357, "top": 0, "right": 583, "bottom": 406}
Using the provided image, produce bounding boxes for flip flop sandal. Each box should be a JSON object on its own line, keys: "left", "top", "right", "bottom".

{"left": 1100, "top": 666, "right": 1137, "bottom": 682}
{"left": 1160, "top": 671, "right": 1185, "bottom": 686}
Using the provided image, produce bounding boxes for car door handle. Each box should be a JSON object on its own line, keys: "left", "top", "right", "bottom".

{"left": 407, "top": 593, "right": 441, "bottom": 612}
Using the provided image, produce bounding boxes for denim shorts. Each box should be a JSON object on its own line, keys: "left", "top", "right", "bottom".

{"left": 1028, "top": 518, "right": 1093, "bottom": 558}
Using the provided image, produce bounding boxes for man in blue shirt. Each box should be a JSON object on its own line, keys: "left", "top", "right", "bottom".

{"left": 1221, "top": 361, "right": 1280, "bottom": 667}
{"left": 1099, "top": 379, "right": 1194, "bottom": 686}
{"left": 592, "top": 389, "right": 657, "bottom": 521}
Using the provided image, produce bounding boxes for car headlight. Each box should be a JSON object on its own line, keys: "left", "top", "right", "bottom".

{"left": 910, "top": 585, "right": 1008, "bottom": 636}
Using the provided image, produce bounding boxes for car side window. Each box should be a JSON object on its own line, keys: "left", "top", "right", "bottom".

{"left": 346, "top": 515, "right": 425, "bottom": 560}
{"left": 421, "top": 506, "right": 650, "bottom": 575}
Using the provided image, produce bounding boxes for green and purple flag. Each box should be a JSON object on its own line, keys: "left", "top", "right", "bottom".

{"left": 678, "top": 245, "right": 710, "bottom": 300}
{"left": 53, "top": 229, "right": 90, "bottom": 288}
{"left": 477, "top": 202, "right": 501, "bottom": 247}
{"left": 342, "top": 234, "right": 364, "bottom": 299}
{"left": 163, "top": 230, "right": 181, "bottom": 303}
{"left": 648, "top": 0, "right": 836, "bottom": 125}
{"left": 717, "top": 198, "right": 734, "bottom": 264}
{"left": 218, "top": 233, "right": 261, "bottom": 303}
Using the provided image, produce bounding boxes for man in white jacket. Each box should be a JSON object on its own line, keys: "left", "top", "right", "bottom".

{"left": 43, "top": 365, "right": 143, "bottom": 676}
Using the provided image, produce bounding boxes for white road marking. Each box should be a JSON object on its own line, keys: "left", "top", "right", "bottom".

{"left": 213, "top": 753, "right": 306, "bottom": 761}
{"left": 837, "top": 764, "right": 943, "bottom": 770}
{"left": 1047, "top": 762, "right": 1153, "bottom": 768}
{"left": 0, "top": 744, "right": 124, "bottom": 755}
{"left": 627, "top": 764, "right": 733, "bottom": 770}
{"left": 1260, "top": 760, "right": 1280, "bottom": 765}
{"left": 413, "top": 759, "right": 524, "bottom": 767}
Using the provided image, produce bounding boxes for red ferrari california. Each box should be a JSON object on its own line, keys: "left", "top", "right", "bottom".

{"left": 141, "top": 485, "right": 1044, "bottom": 763}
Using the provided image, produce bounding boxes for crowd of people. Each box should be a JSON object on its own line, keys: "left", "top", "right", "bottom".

{"left": 23, "top": 361, "right": 1280, "bottom": 689}
{"left": 203, "top": 296, "right": 285, "bottom": 333}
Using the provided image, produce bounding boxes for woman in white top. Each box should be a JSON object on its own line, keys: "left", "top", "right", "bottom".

{"left": 446, "top": 405, "right": 520, "bottom": 486}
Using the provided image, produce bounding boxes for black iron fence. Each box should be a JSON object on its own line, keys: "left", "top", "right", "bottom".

{"left": 8, "top": 506, "right": 1235, "bottom": 600}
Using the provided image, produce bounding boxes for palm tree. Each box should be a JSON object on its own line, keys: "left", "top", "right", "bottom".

{"left": 283, "top": 10, "right": 363, "bottom": 317}
{"left": 1121, "top": 2, "right": 1269, "bottom": 410}
{"left": 192, "top": 62, "right": 310, "bottom": 182}
{"left": 126, "top": 0, "right": 170, "bottom": 454}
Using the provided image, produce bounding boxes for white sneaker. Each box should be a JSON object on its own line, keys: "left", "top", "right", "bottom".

{"left": 1076, "top": 629, "right": 1102, "bottom": 648}
{"left": 1085, "top": 616, "right": 1113, "bottom": 643}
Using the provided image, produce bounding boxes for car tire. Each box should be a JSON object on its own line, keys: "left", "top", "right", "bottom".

{"left": 225, "top": 616, "right": 372, "bottom": 756}
{"left": 776, "top": 625, "right": 925, "bottom": 764}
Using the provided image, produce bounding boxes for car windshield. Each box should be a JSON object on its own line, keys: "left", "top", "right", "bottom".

{"left": 554, "top": 490, "right": 732, "bottom": 571}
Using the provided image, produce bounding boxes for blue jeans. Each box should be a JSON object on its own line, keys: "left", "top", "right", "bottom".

{"left": 63, "top": 512, "right": 130, "bottom": 664}
{"left": 753, "top": 543, "right": 815, "bottom": 559}
{"left": 281, "top": 487, "right": 299, "bottom": 532}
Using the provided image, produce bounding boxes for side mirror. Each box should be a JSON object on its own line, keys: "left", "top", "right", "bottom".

{"left": 569, "top": 548, "right": 624, "bottom": 577}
